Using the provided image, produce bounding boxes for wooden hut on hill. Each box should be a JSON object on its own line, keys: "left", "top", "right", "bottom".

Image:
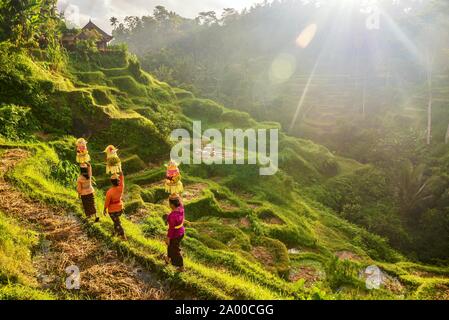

{"left": 62, "top": 20, "right": 113, "bottom": 51}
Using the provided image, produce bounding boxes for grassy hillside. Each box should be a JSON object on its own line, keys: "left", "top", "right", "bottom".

{"left": 0, "top": 210, "right": 55, "bottom": 300}
{"left": 1, "top": 43, "right": 449, "bottom": 300}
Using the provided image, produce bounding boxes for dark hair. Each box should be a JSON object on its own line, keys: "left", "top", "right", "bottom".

{"left": 111, "top": 178, "right": 119, "bottom": 187}
{"left": 80, "top": 167, "right": 89, "bottom": 179}
{"left": 169, "top": 198, "right": 181, "bottom": 208}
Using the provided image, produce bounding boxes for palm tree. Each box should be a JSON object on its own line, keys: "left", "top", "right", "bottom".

{"left": 396, "top": 160, "right": 433, "bottom": 218}
{"left": 110, "top": 17, "right": 118, "bottom": 28}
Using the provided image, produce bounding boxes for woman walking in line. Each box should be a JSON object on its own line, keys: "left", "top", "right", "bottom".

{"left": 77, "top": 163, "right": 99, "bottom": 222}
{"left": 165, "top": 194, "right": 185, "bottom": 272}
{"left": 103, "top": 171, "right": 127, "bottom": 241}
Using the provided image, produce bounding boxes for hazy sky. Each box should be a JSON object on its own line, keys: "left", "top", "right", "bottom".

{"left": 58, "top": 0, "right": 265, "bottom": 33}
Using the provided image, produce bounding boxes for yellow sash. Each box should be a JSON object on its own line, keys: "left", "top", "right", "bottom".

{"left": 175, "top": 221, "right": 184, "bottom": 229}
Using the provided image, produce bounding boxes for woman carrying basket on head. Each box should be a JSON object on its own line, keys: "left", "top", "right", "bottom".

{"left": 164, "top": 194, "right": 185, "bottom": 272}
{"left": 103, "top": 171, "right": 127, "bottom": 241}
{"left": 76, "top": 163, "right": 100, "bottom": 222}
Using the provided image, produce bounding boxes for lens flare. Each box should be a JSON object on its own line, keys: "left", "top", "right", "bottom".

{"left": 296, "top": 24, "right": 317, "bottom": 48}
{"left": 269, "top": 53, "right": 296, "bottom": 84}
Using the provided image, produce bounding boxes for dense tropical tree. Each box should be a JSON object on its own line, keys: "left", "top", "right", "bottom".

{"left": 0, "top": 0, "right": 60, "bottom": 46}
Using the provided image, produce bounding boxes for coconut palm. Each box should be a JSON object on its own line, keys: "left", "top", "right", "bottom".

{"left": 110, "top": 17, "right": 118, "bottom": 28}
{"left": 396, "top": 160, "right": 433, "bottom": 219}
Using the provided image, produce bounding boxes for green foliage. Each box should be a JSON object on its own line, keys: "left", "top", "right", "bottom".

{"left": 411, "top": 208, "right": 449, "bottom": 262}
{"left": 267, "top": 223, "right": 317, "bottom": 249}
{"left": 0, "top": 284, "right": 54, "bottom": 300}
{"left": 135, "top": 186, "right": 165, "bottom": 204}
{"left": 127, "top": 167, "right": 165, "bottom": 185}
{"left": 124, "top": 198, "right": 145, "bottom": 215}
{"left": 279, "top": 136, "right": 339, "bottom": 178}
{"left": 184, "top": 190, "right": 223, "bottom": 220}
{"left": 142, "top": 214, "right": 166, "bottom": 237}
{"left": 247, "top": 211, "right": 265, "bottom": 236}
{"left": 96, "top": 117, "right": 171, "bottom": 162}
{"left": 279, "top": 148, "right": 320, "bottom": 185}
{"left": 74, "top": 72, "right": 108, "bottom": 86}
{"left": 69, "top": 49, "right": 128, "bottom": 71}
{"left": 37, "top": 97, "right": 72, "bottom": 134}
{"left": 102, "top": 67, "right": 130, "bottom": 77}
{"left": 0, "top": 0, "right": 59, "bottom": 46}
{"left": 128, "top": 54, "right": 150, "bottom": 85}
{"left": 92, "top": 88, "right": 113, "bottom": 105}
{"left": 48, "top": 136, "right": 77, "bottom": 161}
{"left": 395, "top": 160, "right": 434, "bottom": 218}
{"left": 50, "top": 160, "right": 79, "bottom": 188}
{"left": 94, "top": 50, "right": 128, "bottom": 69}
{"left": 184, "top": 163, "right": 293, "bottom": 206}
{"left": 122, "top": 155, "right": 146, "bottom": 174}
{"left": 315, "top": 167, "right": 390, "bottom": 213}
{"left": 220, "top": 110, "right": 252, "bottom": 127}
{"left": 111, "top": 76, "right": 148, "bottom": 97}
{"left": 76, "top": 39, "right": 99, "bottom": 54}
{"left": 308, "top": 158, "right": 449, "bottom": 261}
{"left": 0, "top": 212, "right": 38, "bottom": 285}
{"left": 189, "top": 231, "right": 228, "bottom": 250}
{"left": 149, "top": 84, "right": 175, "bottom": 102}
{"left": 191, "top": 221, "right": 251, "bottom": 251}
{"left": 251, "top": 236, "right": 290, "bottom": 276}
{"left": 256, "top": 207, "right": 284, "bottom": 224}
{"left": 179, "top": 98, "right": 224, "bottom": 122}
{"left": 413, "top": 280, "right": 449, "bottom": 300}
{"left": 124, "top": 184, "right": 146, "bottom": 215}
{"left": 44, "top": 39, "right": 68, "bottom": 71}
{"left": 319, "top": 158, "right": 339, "bottom": 177}
{"left": 319, "top": 211, "right": 402, "bottom": 263}
{"left": 0, "top": 105, "right": 38, "bottom": 140}
{"left": 0, "top": 46, "right": 73, "bottom": 134}
{"left": 46, "top": 89, "right": 111, "bottom": 135}
{"left": 352, "top": 232, "right": 399, "bottom": 262}
{"left": 326, "top": 257, "right": 362, "bottom": 291}
{"left": 135, "top": 104, "right": 181, "bottom": 137}
{"left": 0, "top": 42, "right": 46, "bottom": 107}
{"left": 173, "top": 88, "right": 194, "bottom": 100}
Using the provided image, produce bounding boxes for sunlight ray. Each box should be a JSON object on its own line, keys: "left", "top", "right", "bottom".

{"left": 380, "top": 8, "right": 423, "bottom": 63}
{"left": 288, "top": 3, "right": 348, "bottom": 134}
{"left": 288, "top": 56, "right": 320, "bottom": 133}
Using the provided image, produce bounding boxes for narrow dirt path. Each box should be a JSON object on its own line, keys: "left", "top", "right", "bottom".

{"left": 0, "top": 149, "right": 170, "bottom": 300}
